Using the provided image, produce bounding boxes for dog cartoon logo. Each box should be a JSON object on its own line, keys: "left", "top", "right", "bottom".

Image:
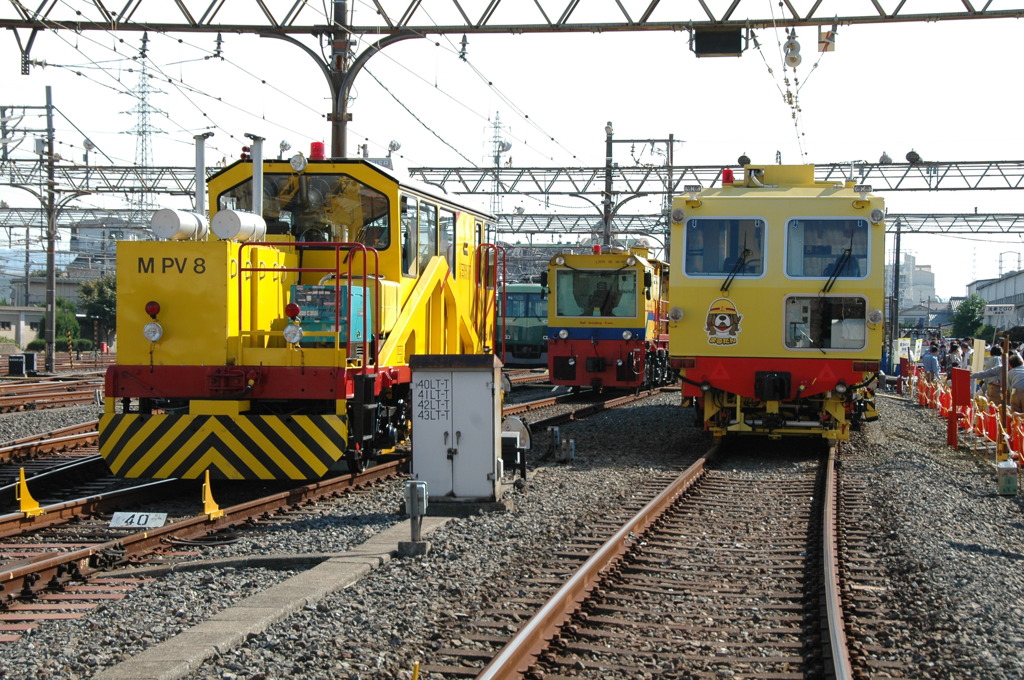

{"left": 705, "top": 298, "right": 742, "bottom": 346}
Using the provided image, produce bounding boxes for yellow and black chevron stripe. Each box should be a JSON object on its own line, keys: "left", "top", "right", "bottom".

{"left": 99, "top": 413, "right": 348, "bottom": 480}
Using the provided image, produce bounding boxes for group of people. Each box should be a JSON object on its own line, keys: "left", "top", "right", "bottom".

{"left": 919, "top": 337, "right": 1024, "bottom": 413}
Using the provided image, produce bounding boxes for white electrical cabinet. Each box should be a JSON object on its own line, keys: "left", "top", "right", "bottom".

{"left": 410, "top": 354, "right": 504, "bottom": 501}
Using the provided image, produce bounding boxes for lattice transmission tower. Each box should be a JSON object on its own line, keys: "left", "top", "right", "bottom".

{"left": 122, "top": 34, "right": 165, "bottom": 216}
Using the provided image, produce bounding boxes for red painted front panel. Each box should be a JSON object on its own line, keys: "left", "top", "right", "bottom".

{"left": 105, "top": 365, "right": 411, "bottom": 400}
{"left": 680, "top": 356, "right": 865, "bottom": 399}
{"left": 548, "top": 339, "right": 647, "bottom": 389}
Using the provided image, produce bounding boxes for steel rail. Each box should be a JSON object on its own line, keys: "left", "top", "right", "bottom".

{"left": 0, "top": 426, "right": 98, "bottom": 465}
{"left": 0, "top": 459, "right": 404, "bottom": 601}
{"left": 500, "top": 391, "right": 580, "bottom": 417}
{"left": 0, "top": 477, "right": 178, "bottom": 538}
{"left": 520, "top": 387, "right": 663, "bottom": 431}
{"left": 823, "top": 444, "right": 854, "bottom": 680}
{"left": 0, "top": 390, "right": 100, "bottom": 412}
{"left": 476, "top": 446, "right": 717, "bottom": 679}
{"left": 0, "top": 379, "right": 103, "bottom": 396}
{"left": 506, "top": 371, "right": 549, "bottom": 385}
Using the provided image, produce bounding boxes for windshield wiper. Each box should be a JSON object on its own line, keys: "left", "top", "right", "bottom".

{"left": 823, "top": 228, "right": 858, "bottom": 293}
{"left": 800, "top": 330, "right": 827, "bottom": 355}
{"left": 720, "top": 248, "right": 751, "bottom": 293}
{"left": 822, "top": 247, "right": 852, "bottom": 293}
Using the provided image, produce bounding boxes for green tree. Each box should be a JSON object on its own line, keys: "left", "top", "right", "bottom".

{"left": 79, "top": 274, "right": 116, "bottom": 346}
{"left": 950, "top": 294, "right": 986, "bottom": 338}
{"left": 38, "top": 296, "right": 80, "bottom": 344}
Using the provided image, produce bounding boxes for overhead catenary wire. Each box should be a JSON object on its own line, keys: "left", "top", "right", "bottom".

{"left": 19, "top": 0, "right": 583, "bottom": 170}
{"left": 344, "top": 9, "right": 585, "bottom": 165}
{"left": 20, "top": 8, "right": 326, "bottom": 162}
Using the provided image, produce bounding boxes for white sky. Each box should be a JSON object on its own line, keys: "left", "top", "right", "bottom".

{"left": 3, "top": 10, "right": 1024, "bottom": 299}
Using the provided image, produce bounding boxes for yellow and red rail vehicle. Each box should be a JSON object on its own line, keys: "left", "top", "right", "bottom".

{"left": 100, "top": 141, "right": 499, "bottom": 479}
{"left": 668, "top": 165, "right": 883, "bottom": 440}
{"left": 544, "top": 245, "right": 674, "bottom": 391}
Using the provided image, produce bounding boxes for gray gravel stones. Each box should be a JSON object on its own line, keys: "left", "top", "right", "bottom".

{"left": 0, "top": 405, "right": 102, "bottom": 444}
{"left": 3, "top": 393, "right": 1024, "bottom": 679}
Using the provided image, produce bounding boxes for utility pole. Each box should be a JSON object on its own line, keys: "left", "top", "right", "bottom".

{"left": 490, "top": 112, "right": 512, "bottom": 244}
{"left": 330, "top": 0, "right": 352, "bottom": 157}
{"left": 602, "top": 122, "right": 613, "bottom": 246}
{"left": 891, "top": 219, "right": 902, "bottom": 372}
{"left": 44, "top": 85, "right": 55, "bottom": 372}
{"left": 598, "top": 126, "right": 679, "bottom": 248}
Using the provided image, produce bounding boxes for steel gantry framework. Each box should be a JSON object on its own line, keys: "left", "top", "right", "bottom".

{"left": 408, "top": 161, "right": 1024, "bottom": 197}
{"left": 5, "top": 1, "right": 1024, "bottom": 34}
{"left": 5, "top": 160, "right": 1024, "bottom": 235}
{"left": 5, "top": 1, "right": 1024, "bottom": 155}
{"left": 8, "top": 158, "right": 1024, "bottom": 199}
{"left": 489, "top": 212, "right": 1024, "bottom": 238}
{"left": 6, "top": 162, "right": 1024, "bottom": 235}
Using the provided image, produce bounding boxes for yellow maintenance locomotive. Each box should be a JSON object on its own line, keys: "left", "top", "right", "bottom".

{"left": 668, "top": 164, "right": 883, "bottom": 441}
{"left": 100, "top": 142, "right": 498, "bottom": 479}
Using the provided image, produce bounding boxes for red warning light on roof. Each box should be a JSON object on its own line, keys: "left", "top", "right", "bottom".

{"left": 722, "top": 168, "right": 734, "bottom": 184}
{"left": 309, "top": 142, "right": 325, "bottom": 161}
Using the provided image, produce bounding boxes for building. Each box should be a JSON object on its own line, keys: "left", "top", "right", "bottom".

{"left": 969, "top": 269, "right": 1024, "bottom": 329}
{"left": 11, "top": 254, "right": 109, "bottom": 307}
{"left": 0, "top": 305, "right": 45, "bottom": 350}
{"left": 885, "top": 253, "right": 937, "bottom": 308}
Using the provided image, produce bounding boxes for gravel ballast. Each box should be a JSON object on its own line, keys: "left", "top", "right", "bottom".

{"left": 3, "top": 393, "right": 1024, "bottom": 679}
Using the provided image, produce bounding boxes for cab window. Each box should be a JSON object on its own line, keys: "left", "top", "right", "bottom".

{"left": 502, "top": 290, "right": 547, "bottom": 319}
{"left": 684, "top": 218, "right": 764, "bottom": 276}
{"left": 418, "top": 201, "right": 437, "bottom": 272}
{"left": 440, "top": 208, "right": 456, "bottom": 278}
{"left": 786, "top": 218, "right": 868, "bottom": 278}
{"left": 400, "top": 195, "right": 418, "bottom": 277}
{"left": 554, "top": 270, "right": 639, "bottom": 318}
{"left": 218, "top": 173, "right": 389, "bottom": 243}
{"left": 785, "top": 296, "right": 867, "bottom": 350}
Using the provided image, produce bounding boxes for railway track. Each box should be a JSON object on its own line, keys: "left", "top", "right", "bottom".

{"left": 419, "top": 441, "right": 865, "bottom": 678}
{"left": 0, "top": 356, "right": 115, "bottom": 379}
{"left": 504, "top": 370, "right": 550, "bottom": 386}
{"left": 0, "top": 377, "right": 103, "bottom": 412}
{"left": 0, "top": 420, "right": 98, "bottom": 468}
{"left": 0, "top": 460, "right": 404, "bottom": 643}
{"left": 504, "top": 387, "right": 667, "bottom": 435}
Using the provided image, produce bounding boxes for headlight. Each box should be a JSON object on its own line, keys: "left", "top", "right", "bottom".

{"left": 558, "top": 329, "right": 569, "bottom": 339}
{"left": 143, "top": 322, "right": 163, "bottom": 343}
{"left": 668, "top": 307, "right": 684, "bottom": 322}
{"left": 867, "top": 309, "right": 884, "bottom": 325}
{"left": 622, "top": 330, "right": 633, "bottom": 340}
{"left": 626, "top": 256, "right": 637, "bottom": 266}
{"left": 567, "top": 357, "right": 576, "bottom": 366}
{"left": 283, "top": 323, "right": 304, "bottom": 344}
{"left": 554, "top": 255, "right": 565, "bottom": 266}
{"left": 835, "top": 381, "right": 848, "bottom": 394}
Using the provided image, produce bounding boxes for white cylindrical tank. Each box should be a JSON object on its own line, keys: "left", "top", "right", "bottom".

{"left": 211, "top": 209, "right": 268, "bottom": 242}
{"left": 150, "top": 209, "right": 209, "bottom": 241}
